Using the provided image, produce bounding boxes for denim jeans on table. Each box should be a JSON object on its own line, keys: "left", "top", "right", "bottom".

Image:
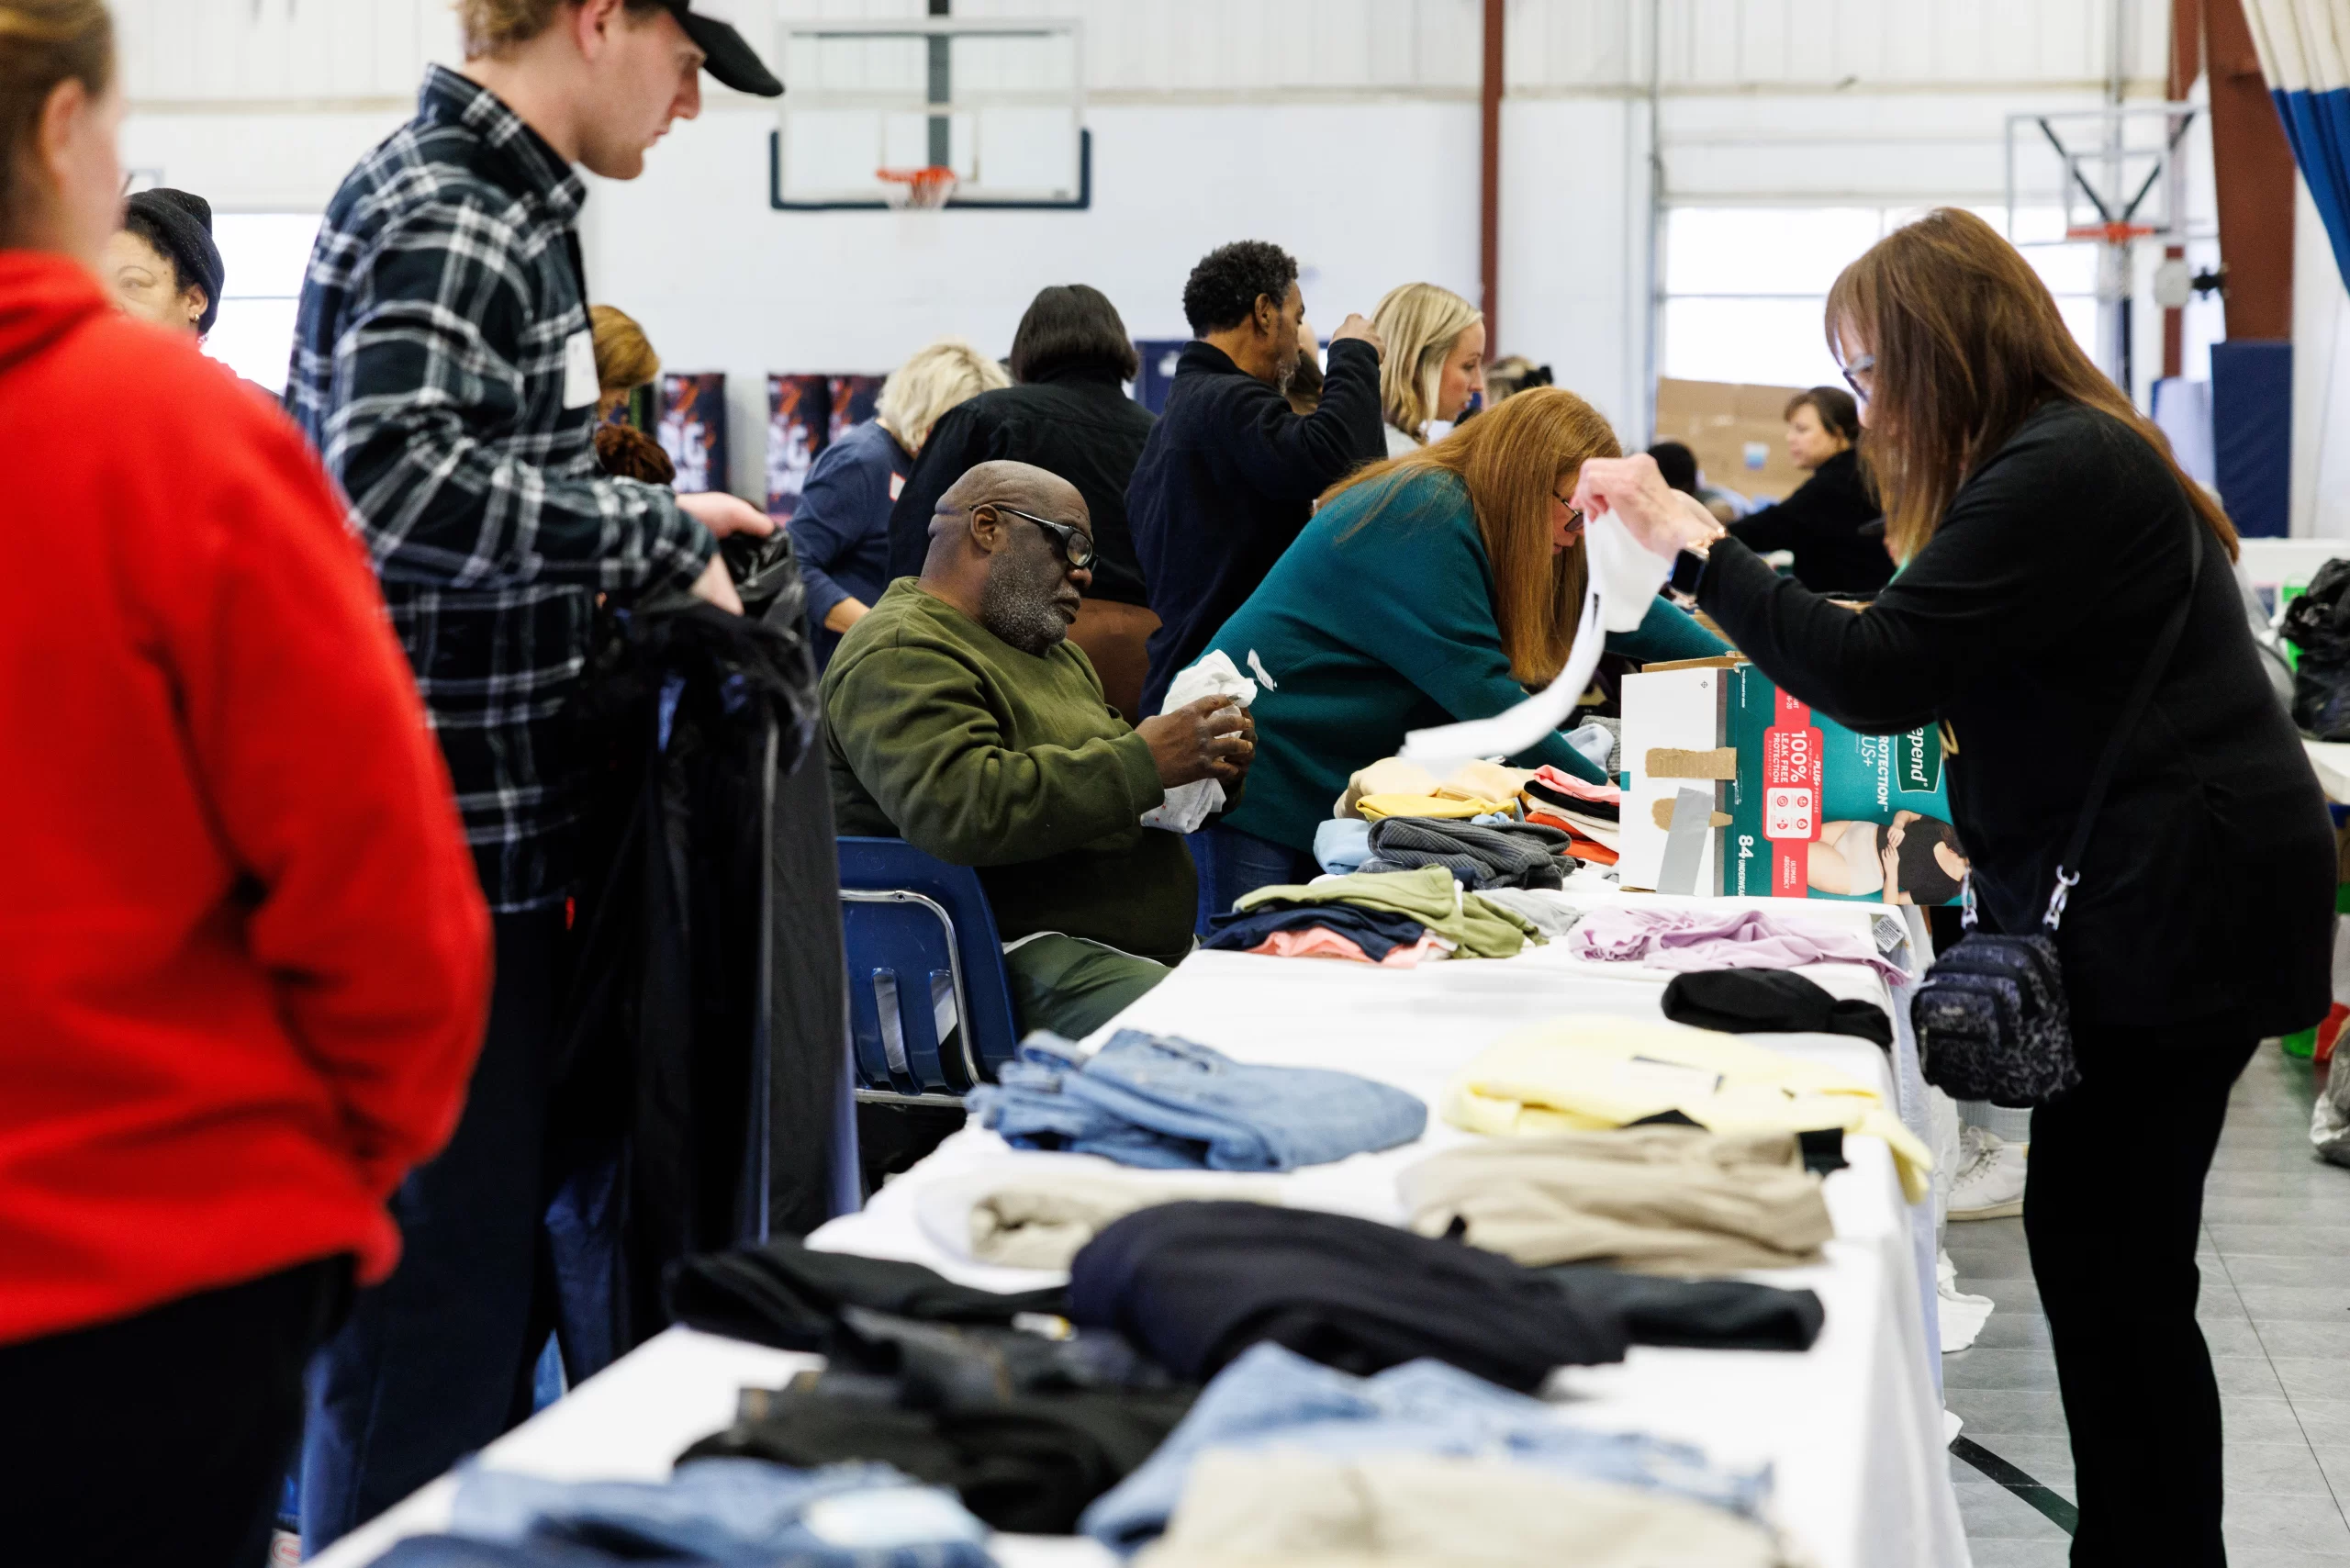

{"left": 429, "top": 1457, "right": 990, "bottom": 1567}
{"left": 967, "top": 1030, "right": 1427, "bottom": 1171}
{"left": 1079, "top": 1341, "right": 1774, "bottom": 1551}
{"left": 1186, "top": 823, "right": 1319, "bottom": 935}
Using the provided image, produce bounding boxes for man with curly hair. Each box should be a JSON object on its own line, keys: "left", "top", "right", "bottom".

{"left": 1125, "top": 241, "right": 1384, "bottom": 918}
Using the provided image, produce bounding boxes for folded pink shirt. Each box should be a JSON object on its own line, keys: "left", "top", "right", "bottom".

{"left": 1567, "top": 904, "right": 1906, "bottom": 984}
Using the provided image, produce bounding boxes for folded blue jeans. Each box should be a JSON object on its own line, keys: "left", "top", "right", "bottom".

{"left": 1079, "top": 1341, "right": 1773, "bottom": 1551}
{"left": 968, "top": 1030, "right": 1427, "bottom": 1171}
{"left": 438, "top": 1457, "right": 991, "bottom": 1567}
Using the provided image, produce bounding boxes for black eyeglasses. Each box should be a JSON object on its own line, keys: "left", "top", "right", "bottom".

{"left": 1839, "top": 352, "right": 1876, "bottom": 404}
{"left": 987, "top": 504, "right": 1096, "bottom": 570}
{"left": 1551, "top": 488, "right": 1584, "bottom": 532}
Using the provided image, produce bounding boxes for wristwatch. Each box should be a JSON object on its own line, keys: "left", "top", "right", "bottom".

{"left": 1666, "top": 541, "right": 1712, "bottom": 607}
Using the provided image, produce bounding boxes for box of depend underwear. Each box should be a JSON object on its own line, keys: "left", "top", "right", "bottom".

{"left": 1620, "top": 661, "right": 1965, "bottom": 906}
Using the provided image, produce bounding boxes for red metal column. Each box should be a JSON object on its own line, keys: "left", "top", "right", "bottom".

{"left": 2164, "top": 0, "right": 2201, "bottom": 378}
{"left": 2206, "top": 0, "right": 2297, "bottom": 341}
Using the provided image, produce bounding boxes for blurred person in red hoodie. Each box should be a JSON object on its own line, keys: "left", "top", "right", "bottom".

{"left": 0, "top": 5, "right": 493, "bottom": 1565}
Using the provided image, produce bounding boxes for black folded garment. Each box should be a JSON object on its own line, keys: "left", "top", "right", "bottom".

{"left": 825, "top": 1305, "right": 1184, "bottom": 1404}
{"left": 1360, "top": 817, "right": 1572, "bottom": 890}
{"left": 1540, "top": 1265, "right": 1826, "bottom": 1351}
{"left": 1067, "top": 1202, "right": 1627, "bottom": 1393}
{"left": 664, "top": 1236, "right": 1068, "bottom": 1350}
{"left": 680, "top": 1375, "right": 1193, "bottom": 1534}
{"left": 1661, "top": 968, "right": 1894, "bottom": 1048}
{"left": 1525, "top": 776, "right": 1619, "bottom": 820}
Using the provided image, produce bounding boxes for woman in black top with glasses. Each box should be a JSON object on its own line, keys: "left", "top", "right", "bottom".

{"left": 1575, "top": 207, "right": 2332, "bottom": 1568}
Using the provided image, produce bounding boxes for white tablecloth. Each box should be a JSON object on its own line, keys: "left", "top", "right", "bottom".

{"left": 316, "top": 896, "right": 1968, "bottom": 1568}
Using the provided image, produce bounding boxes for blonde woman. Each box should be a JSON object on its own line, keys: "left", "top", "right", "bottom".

{"left": 588, "top": 302, "right": 659, "bottom": 423}
{"left": 1371, "top": 281, "right": 1487, "bottom": 454}
{"left": 789, "top": 336, "right": 1008, "bottom": 664}
{"left": 1188, "top": 387, "right": 1723, "bottom": 906}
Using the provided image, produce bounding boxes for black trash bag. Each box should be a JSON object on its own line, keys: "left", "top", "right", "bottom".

{"left": 2281, "top": 558, "right": 2350, "bottom": 739}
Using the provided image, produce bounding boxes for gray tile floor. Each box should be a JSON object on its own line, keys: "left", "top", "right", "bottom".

{"left": 1945, "top": 1046, "right": 2350, "bottom": 1566}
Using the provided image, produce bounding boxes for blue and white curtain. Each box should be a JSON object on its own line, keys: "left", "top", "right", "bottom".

{"left": 2245, "top": 2, "right": 2350, "bottom": 290}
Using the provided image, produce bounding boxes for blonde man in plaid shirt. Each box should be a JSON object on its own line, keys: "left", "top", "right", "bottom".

{"left": 288, "top": 0, "right": 782, "bottom": 1545}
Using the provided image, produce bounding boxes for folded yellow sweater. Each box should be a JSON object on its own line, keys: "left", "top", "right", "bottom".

{"left": 1442, "top": 1015, "right": 1933, "bottom": 1203}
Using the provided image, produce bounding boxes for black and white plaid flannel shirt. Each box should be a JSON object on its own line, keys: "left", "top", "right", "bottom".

{"left": 289, "top": 65, "right": 713, "bottom": 912}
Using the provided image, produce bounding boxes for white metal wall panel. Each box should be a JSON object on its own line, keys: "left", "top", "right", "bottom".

{"left": 118, "top": 0, "right": 457, "bottom": 103}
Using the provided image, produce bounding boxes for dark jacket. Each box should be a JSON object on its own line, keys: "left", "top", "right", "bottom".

{"left": 1127, "top": 338, "right": 1386, "bottom": 715}
{"left": 886, "top": 364, "right": 1157, "bottom": 607}
{"left": 1725, "top": 448, "right": 1891, "bottom": 594}
{"left": 789, "top": 418, "right": 910, "bottom": 668}
{"left": 1699, "top": 399, "right": 2333, "bottom": 1035}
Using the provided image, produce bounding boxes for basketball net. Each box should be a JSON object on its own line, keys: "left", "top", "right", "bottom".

{"left": 878, "top": 166, "right": 957, "bottom": 209}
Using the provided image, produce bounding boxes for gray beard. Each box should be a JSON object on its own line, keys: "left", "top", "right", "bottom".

{"left": 979, "top": 570, "right": 1069, "bottom": 657}
{"left": 1274, "top": 354, "right": 1298, "bottom": 397}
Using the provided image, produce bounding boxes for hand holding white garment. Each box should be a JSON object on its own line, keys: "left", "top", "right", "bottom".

{"left": 1396, "top": 514, "right": 1673, "bottom": 774}
{"left": 1141, "top": 651, "right": 1259, "bottom": 832}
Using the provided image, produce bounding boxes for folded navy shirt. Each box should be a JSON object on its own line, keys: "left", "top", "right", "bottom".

{"left": 968, "top": 1030, "right": 1427, "bottom": 1171}
{"left": 1199, "top": 900, "right": 1427, "bottom": 960}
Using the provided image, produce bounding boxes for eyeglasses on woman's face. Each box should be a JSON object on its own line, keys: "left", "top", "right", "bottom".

{"left": 1839, "top": 352, "right": 1876, "bottom": 404}
{"left": 987, "top": 503, "right": 1096, "bottom": 571}
{"left": 1550, "top": 486, "right": 1585, "bottom": 551}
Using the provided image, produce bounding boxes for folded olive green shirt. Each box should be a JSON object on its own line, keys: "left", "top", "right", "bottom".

{"left": 1233, "top": 865, "right": 1540, "bottom": 959}
{"left": 825, "top": 580, "right": 1197, "bottom": 964}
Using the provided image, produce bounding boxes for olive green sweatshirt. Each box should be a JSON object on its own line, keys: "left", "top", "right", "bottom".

{"left": 825, "top": 580, "right": 1197, "bottom": 964}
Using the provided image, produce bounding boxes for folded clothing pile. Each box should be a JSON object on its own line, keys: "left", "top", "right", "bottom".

{"left": 1136, "top": 1449, "right": 1786, "bottom": 1568}
{"left": 682, "top": 1311, "right": 1196, "bottom": 1536}
{"left": 1663, "top": 968, "right": 1894, "bottom": 1048}
{"left": 1334, "top": 756, "right": 1532, "bottom": 822}
{"left": 967, "top": 1030, "right": 1427, "bottom": 1171}
{"left": 1234, "top": 866, "right": 1542, "bottom": 960}
{"left": 1399, "top": 1125, "right": 1835, "bottom": 1274}
{"left": 666, "top": 1235, "right": 1067, "bottom": 1351}
{"left": 914, "top": 1163, "right": 1285, "bottom": 1271}
{"left": 1067, "top": 1200, "right": 1628, "bottom": 1392}
{"left": 1200, "top": 900, "right": 1452, "bottom": 969}
{"left": 1570, "top": 903, "right": 1907, "bottom": 985}
{"left": 1079, "top": 1341, "right": 1776, "bottom": 1554}
{"left": 1521, "top": 765, "right": 1623, "bottom": 865}
{"left": 1358, "top": 816, "right": 1573, "bottom": 890}
{"left": 1441, "top": 1014, "right": 1933, "bottom": 1202}
{"left": 370, "top": 1457, "right": 994, "bottom": 1568}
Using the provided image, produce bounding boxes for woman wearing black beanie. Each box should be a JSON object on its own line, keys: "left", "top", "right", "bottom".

{"left": 105, "top": 186, "right": 223, "bottom": 338}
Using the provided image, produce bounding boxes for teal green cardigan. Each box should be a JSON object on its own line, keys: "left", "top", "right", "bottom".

{"left": 1202, "top": 469, "right": 1726, "bottom": 852}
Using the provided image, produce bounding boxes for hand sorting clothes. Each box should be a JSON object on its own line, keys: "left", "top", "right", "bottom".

{"left": 1398, "top": 1125, "right": 1836, "bottom": 1274}
{"left": 370, "top": 1459, "right": 994, "bottom": 1568}
{"left": 1134, "top": 1448, "right": 1785, "bottom": 1568}
{"left": 1442, "top": 1014, "right": 1934, "bottom": 1201}
{"left": 1079, "top": 1341, "right": 1776, "bottom": 1554}
{"left": 1569, "top": 903, "right": 1909, "bottom": 985}
{"left": 966, "top": 1030, "right": 1428, "bottom": 1171}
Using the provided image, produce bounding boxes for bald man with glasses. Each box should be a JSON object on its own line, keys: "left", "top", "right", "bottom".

{"left": 826, "top": 461, "right": 1255, "bottom": 1038}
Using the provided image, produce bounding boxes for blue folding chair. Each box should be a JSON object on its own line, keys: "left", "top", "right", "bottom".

{"left": 837, "top": 836, "right": 1021, "bottom": 1103}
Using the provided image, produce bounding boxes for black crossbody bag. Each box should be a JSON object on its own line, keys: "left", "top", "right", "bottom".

{"left": 1911, "top": 522, "right": 2206, "bottom": 1106}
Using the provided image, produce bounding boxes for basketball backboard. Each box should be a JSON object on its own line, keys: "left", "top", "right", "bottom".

{"left": 770, "top": 17, "right": 1088, "bottom": 210}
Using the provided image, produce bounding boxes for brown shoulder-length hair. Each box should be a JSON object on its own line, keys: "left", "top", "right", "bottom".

{"left": 1829, "top": 207, "right": 2236, "bottom": 564}
{"left": 1322, "top": 386, "right": 1618, "bottom": 685}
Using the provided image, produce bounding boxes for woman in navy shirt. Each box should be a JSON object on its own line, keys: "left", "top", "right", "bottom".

{"left": 790, "top": 339, "right": 1006, "bottom": 666}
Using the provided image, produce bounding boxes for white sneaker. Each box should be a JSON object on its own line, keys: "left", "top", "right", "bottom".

{"left": 1948, "top": 1125, "right": 2027, "bottom": 1220}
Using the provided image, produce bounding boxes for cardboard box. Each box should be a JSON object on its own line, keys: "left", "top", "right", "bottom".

{"left": 1621, "top": 661, "right": 1966, "bottom": 906}
{"left": 1652, "top": 377, "right": 1809, "bottom": 506}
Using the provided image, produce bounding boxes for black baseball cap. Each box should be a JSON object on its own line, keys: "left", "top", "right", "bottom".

{"left": 664, "top": 2, "right": 784, "bottom": 97}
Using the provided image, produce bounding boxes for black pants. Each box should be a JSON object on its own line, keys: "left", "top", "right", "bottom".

{"left": 0, "top": 1257, "right": 349, "bottom": 1568}
{"left": 2024, "top": 1022, "right": 2257, "bottom": 1566}
{"left": 302, "top": 905, "right": 576, "bottom": 1550}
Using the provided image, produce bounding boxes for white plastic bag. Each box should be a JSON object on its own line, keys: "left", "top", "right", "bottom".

{"left": 1140, "top": 651, "right": 1258, "bottom": 833}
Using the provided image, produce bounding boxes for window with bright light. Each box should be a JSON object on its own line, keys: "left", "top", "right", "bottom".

{"left": 204, "top": 213, "right": 320, "bottom": 395}
{"left": 1661, "top": 205, "right": 2098, "bottom": 390}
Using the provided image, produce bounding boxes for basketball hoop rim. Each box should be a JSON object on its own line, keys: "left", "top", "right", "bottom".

{"left": 2064, "top": 221, "right": 2160, "bottom": 243}
{"left": 877, "top": 165, "right": 958, "bottom": 209}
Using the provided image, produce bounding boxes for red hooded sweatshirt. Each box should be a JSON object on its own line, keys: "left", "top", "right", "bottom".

{"left": 0, "top": 252, "right": 492, "bottom": 1344}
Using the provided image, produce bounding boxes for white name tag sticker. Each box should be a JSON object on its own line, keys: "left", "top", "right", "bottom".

{"left": 561, "top": 328, "right": 599, "bottom": 409}
{"left": 889, "top": 471, "right": 906, "bottom": 500}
